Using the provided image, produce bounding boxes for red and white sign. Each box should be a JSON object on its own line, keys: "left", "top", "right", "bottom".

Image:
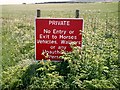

{"left": 35, "top": 18, "right": 83, "bottom": 61}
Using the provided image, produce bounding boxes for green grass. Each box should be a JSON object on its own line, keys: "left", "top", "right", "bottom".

{"left": 1, "top": 2, "right": 119, "bottom": 89}
{"left": 1, "top": 2, "right": 118, "bottom": 67}
{"left": 2, "top": 2, "right": 118, "bottom": 68}
{"left": 2, "top": 2, "right": 118, "bottom": 18}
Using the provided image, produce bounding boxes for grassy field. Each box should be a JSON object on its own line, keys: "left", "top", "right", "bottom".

{"left": 2, "top": 2, "right": 118, "bottom": 18}
{"left": 1, "top": 2, "right": 119, "bottom": 89}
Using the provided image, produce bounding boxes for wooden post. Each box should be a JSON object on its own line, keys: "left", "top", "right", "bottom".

{"left": 76, "top": 10, "right": 79, "bottom": 18}
{"left": 37, "top": 9, "right": 41, "bottom": 17}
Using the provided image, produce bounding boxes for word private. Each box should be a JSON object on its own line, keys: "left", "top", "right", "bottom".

{"left": 49, "top": 20, "right": 70, "bottom": 26}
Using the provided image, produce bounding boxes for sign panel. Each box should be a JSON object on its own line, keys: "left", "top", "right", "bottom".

{"left": 35, "top": 18, "right": 83, "bottom": 61}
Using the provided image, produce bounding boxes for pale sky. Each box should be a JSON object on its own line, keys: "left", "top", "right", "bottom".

{"left": 0, "top": 0, "right": 71, "bottom": 5}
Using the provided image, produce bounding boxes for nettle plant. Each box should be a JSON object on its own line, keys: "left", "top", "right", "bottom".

{"left": 59, "top": 41, "right": 118, "bottom": 89}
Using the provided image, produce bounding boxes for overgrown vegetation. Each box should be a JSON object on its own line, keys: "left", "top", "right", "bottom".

{"left": 1, "top": 2, "right": 119, "bottom": 89}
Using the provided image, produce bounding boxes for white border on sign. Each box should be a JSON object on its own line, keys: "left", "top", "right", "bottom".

{"left": 34, "top": 17, "right": 37, "bottom": 62}
{"left": 35, "top": 17, "right": 84, "bottom": 20}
